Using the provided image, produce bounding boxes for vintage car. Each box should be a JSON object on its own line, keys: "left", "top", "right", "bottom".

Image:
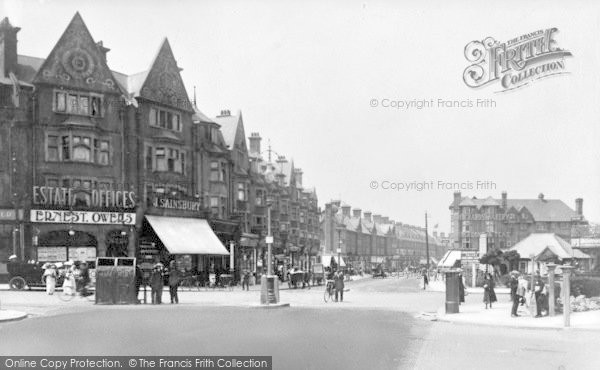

{"left": 7, "top": 261, "right": 65, "bottom": 290}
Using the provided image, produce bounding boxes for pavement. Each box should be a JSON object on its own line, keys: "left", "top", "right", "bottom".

{"left": 427, "top": 279, "right": 600, "bottom": 330}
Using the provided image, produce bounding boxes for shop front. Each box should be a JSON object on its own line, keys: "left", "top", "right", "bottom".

{"left": 237, "top": 232, "right": 259, "bottom": 284}
{"left": 29, "top": 185, "right": 138, "bottom": 265}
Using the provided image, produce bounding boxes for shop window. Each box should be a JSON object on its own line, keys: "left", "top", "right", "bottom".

{"left": 47, "top": 135, "right": 59, "bottom": 161}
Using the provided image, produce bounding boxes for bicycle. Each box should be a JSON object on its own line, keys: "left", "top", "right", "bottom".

{"left": 323, "top": 279, "right": 335, "bottom": 303}
{"left": 58, "top": 281, "right": 95, "bottom": 302}
{"left": 178, "top": 274, "right": 201, "bottom": 291}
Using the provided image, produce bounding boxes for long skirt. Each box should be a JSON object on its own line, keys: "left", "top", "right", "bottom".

{"left": 46, "top": 276, "right": 56, "bottom": 295}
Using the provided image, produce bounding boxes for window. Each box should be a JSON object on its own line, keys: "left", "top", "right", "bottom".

{"left": 55, "top": 91, "right": 102, "bottom": 117}
{"left": 210, "top": 197, "right": 219, "bottom": 207}
{"left": 255, "top": 190, "right": 264, "bottom": 206}
{"left": 55, "top": 92, "right": 66, "bottom": 112}
{"left": 155, "top": 147, "right": 167, "bottom": 171}
{"left": 520, "top": 223, "right": 528, "bottom": 231}
{"left": 180, "top": 152, "right": 185, "bottom": 174}
{"left": 167, "top": 149, "right": 177, "bottom": 172}
{"left": 68, "top": 94, "right": 78, "bottom": 113}
{"left": 149, "top": 108, "right": 157, "bottom": 127}
{"left": 485, "top": 220, "right": 494, "bottom": 233}
{"left": 150, "top": 107, "right": 182, "bottom": 131}
{"left": 536, "top": 223, "right": 546, "bottom": 232}
{"left": 90, "top": 97, "right": 100, "bottom": 116}
{"left": 47, "top": 135, "right": 59, "bottom": 161}
{"left": 45, "top": 178, "right": 59, "bottom": 187}
{"left": 210, "top": 161, "right": 220, "bottom": 181}
{"left": 237, "top": 183, "right": 246, "bottom": 201}
{"left": 61, "top": 136, "right": 70, "bottom": 160}
{"left": 72, "top": 136, "right": 91, "bottom": 162}
{"left": 462, "top": 239, "right": 470, "bottom": 249}
{"left": 462, "top": 221, "right": 470, "bottom": 233}
{"left": 95, "top": 140, "right": 109, "bottom": 165}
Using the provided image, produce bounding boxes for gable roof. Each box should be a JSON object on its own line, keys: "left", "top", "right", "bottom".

{"left": 32, "top": 12, "right": 123, "bottom": 94}
{"left": 213, "top": 113, "right": 239, "bottom": 148}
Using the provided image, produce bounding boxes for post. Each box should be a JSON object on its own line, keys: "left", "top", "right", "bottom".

{"left": 229, "top": 241, "right": 235, "bottom": 275}
{"left": 267, "top": 205, "right": 272, "bottom": 276}
{"left": 529, "top": 254, "right": 536, "bottom": 316}
{"left": 561, "top": 265, "right": 574, "bottom": 327}
{"left": 425, "top": 212, "right": 430, "bottom": 271}
{"left": 260, "top": 199, "right": 279, "bottom": 304}
{"left": 546, "top": 263, "right": 557, "bottom": 316}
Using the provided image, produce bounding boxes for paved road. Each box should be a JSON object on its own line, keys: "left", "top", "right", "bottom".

{"left": 1, "top": 277, "right": 599, "bottom": 370}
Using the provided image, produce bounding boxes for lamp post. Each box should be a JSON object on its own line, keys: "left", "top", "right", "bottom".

{"left": 561, "top": 265, "right": 574, "bottom": 327}
{"left": 260, "top": 196, "right": 279, "bottom": 305}
{"left": 336, "top": 226, "right": 344, "bottom": 271}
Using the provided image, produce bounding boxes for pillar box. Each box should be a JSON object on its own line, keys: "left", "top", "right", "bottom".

{"left": 561, "top": 265, "right": 575, "bottom": 327}
{"left": 260, "top": 275, "right": 279, "bottom": 304}
{"left": 546, "top": 263, "right": 557, "bottom": 316}
{"left": 445, "top": 270, "right": 460, "bottom": 314}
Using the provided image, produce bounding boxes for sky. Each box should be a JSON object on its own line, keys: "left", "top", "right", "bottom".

{"left": 3, "top": 0, "right": 600, "bottom": 232}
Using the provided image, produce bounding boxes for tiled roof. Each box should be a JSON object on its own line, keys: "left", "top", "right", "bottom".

{"left": 192, "top": 106, "right": 217, "bottom": 124}
{"left": 213, "top": 113, "right": 239, "bottom": 148}
{"left": 112, "top": 70, "right": 148, "bottom": 98}
{"left": 17, "top": 55, "right": 45, "bottom": 83}
{"left": 457, "top": 196, "right": 580, "bottom": 222}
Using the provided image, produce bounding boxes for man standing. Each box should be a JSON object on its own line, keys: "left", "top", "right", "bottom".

{"left": 534, "top": 271, "right": 545, "bottom": 317}
{"left": 509, "top": 272, "right": 520, "bottom": 317}
{"left": 150, "top": 263, "right": 164, "bottom": 304}
{"left": 168, "top": 261, "right": 181, "bottom": 304}
{"left": 242, "top": 269, "right": 250, "bottom": 291}
{"left": 334, "top": 269, "right": 345, "bottom": 302}
{"left": 422, "top": 269, "right": 429, "bottom": 290}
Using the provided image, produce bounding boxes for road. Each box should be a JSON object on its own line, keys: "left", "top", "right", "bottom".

{"left": 1, "top": 276, "right": 599, "bottom": 370}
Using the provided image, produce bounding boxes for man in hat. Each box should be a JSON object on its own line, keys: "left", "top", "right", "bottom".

{"left": 533, "top": 270, "right": 545, "bottom": 317}
{"left": 150, "top": 263, "right": 164, "bottom": 304}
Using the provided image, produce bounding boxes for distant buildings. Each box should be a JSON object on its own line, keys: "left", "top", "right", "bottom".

{"left": 321, "top": 200, "right": 447, "bottom": 271}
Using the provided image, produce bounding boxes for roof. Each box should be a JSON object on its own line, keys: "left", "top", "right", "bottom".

{"left": 112, "top": 69, "right": 149, "bottom": 97}
{"left": 213, "top": 113, "right": 239, "bottom": 148}
{"left": 193, "top": 106, "right": 217, "bottom": 124}
{"left": 509, "top": 233, "right": 591, "bottom": 260}
{"left": 17, "top": 55, "right": 45, "bottom": 83}
{"left": 457, "top": 196, "right": 580, "bottom": 222}
{"left": 571, "top": 238, "right": 600, "bottom": 249}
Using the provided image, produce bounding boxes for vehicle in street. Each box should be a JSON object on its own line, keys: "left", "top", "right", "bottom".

{"left": 323, "top": 279, "right": 335, "bottom": 302}
{"left": 7, "top": 261, "right": 65, "bottom": 290}
{"left": 312, "top": 263, "right": 324, "bottom": 285}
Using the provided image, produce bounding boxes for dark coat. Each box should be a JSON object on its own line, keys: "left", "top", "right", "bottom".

{"left": 509, "top": 277, "right": 519, "bottom": 299}
{"left": 168, "top": 269, "right": 181, "bottom": 287}
{"left": 150, "top": 269, "right": 164, "bottom": 290}
{"left": 334, "top": 272, "right": 345, "bottom": 290}
{"left": 483, "top": 278, "right": 497, "bottom": 303}
{"left": 458, "top": 275, "right": 465, "bottom": 303}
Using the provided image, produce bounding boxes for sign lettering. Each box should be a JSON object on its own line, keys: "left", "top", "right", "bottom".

{"left": 30, "top": 210, "right": 136, "bottom": 225}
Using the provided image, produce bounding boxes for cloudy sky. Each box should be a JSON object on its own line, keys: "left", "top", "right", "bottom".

{"left": 3, "top": 0, "right": 600, "bottom": 231}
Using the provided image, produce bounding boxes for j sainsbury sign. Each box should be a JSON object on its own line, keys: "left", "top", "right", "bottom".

{"left": 31, "top": 209, "right": 136, "bottom": 225}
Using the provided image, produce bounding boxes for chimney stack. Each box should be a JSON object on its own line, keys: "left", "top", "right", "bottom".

{"left": 0, "top": 18, "right": 20, "bottom": 78}
{"left": 453, "top": 191, "right": 461, "bottom": 210}
{"left": 219, "top": 109, "right": 231, "bottom": 116}
{"left": 364, "top": 211, "right": 372, "bottom": 222}
{"left": 293, "top": 168, "right": 303, "bottom": 188}
{"left": 96, "top": 41, "right": 110, "bottom": 63}
{"left": 538, "top": 193, "right": 545, "bottom": 201}
{"left": 576, "top": 198, "right": 583, "bottom": 216}
{"left": 248, "top": 132, "right": 262, "bottom": 157}
{"left": 382, "top": 216, "right": 389, "bottom": 224}
{"left": 352, "top": 209, "right": 362, "bottom": 218}
{"left": 501, "top": 191, "right": 507, "bottom": 209}
{"left": 341, "top": 204, "right": 351, "bottom": 217}
{"left": 373, "top": 214, "right": 382, "bottom": 224}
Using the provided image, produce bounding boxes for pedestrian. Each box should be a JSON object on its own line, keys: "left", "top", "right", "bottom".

{"left": 62, "top": 261, "right": 75, "bottom": 296}
{"left": 533, "top": 271, "right": 545, "bottom": 317}
{"left": 509, "top": 272, "right": 520, "bottom": 317}
{"left": 134, "top": 264, "right": 143, "bottom": 303}
{"left": 334, "top": 269, "right": 345, "bottom": 302}
{"left": 168, "top": 261, "right": 181, "bottom": 304}
{"left": 242, "top": 269, "right": 250, "bottom": 291}
{"left": 43, "top": 263, "right": 57, "bottom": 295}
{"left": 422, "top": 269, "right": 429, "bottom": 290}
{"left": 483, "top": 272, "right": 497, "bottom": 309}
{"left": 458, "top": 272, "right": 465, "bottom": 304}
{"left": 150, "top": 263, "right": 164, "bottom": 304}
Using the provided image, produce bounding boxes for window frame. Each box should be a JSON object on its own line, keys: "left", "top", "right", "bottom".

{"left": 54, "top": 90, "right": 103, "bottom": 117}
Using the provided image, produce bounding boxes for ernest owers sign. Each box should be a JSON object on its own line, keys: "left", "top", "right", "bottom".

{"left": 31, "top": 210, "right": 136, "bottom": 225}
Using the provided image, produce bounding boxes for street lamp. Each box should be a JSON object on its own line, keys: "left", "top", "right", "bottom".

{"left": 260, "top": 195, "right": 279, "bottom": 305}
{"left": 336, "top": 226, "right": 345, "bottom": 271}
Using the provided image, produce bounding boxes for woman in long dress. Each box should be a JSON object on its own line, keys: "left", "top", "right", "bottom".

{"left": 483, "top": 272, "right": 497, "bottom": 309}
{"left": 43, "top": 264, "right": 57, "bottom": 295}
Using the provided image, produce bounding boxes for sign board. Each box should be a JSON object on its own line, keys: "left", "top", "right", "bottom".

{"left": 38, "top": 247, "right": 68, "bottom": 262}
{"left": 151, "top": 197, "right": 202, "bottom": 212}
{"left": 0, "top": 209, "right": 16, "bottom": 221}
{"left": 68, "top": 247, "right": 97, "bottom": 261}
{"left": 461, "top": 251, "right": 480, "bottom": 260}
{"left": 31, "top": 210, "right": 136, "bottom": 225}
{"left": 265, "top": 236, "right": 274, "bottom": 244}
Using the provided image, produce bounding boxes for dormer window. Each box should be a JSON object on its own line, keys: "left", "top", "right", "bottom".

{"left": 54, "top": 90, "right": 102, "bottom": 117}
{"left": 149, "top": 107, "right": 182, "bottom": 132}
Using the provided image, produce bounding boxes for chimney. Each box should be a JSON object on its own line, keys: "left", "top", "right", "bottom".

{"left": 433, "top": 231, "right": 438, "bottom": 238}
{"left": 294, "top": 168, "right": 303, "bottom": 188}
{"left": 453, "top": 191, "right": 461, "bottom": 209}
{"left": 331, "top": 199, "right": 341, "bottom": 208}
{"left": 219, "top": 110, "right": 231, "bottom": 116}
{"left": 576, "top": 198, "right": 583, "bottom": 216}
{"left": 96, "top": 41, "right": 110, "bottom": 63}
{"left": 352, "top": 208, "right": 362, "bottom": 218}
{"left": 0, "top": 18, "right": 20, "bottom": 78}
{"left": 382, "top": 216, "right": 389, "bottom": 224}
{"left": 373, "top": 214, "right": 382, "bottom": 224}
{"left": 364, "top": 211, "right": 372, "bottom": 222}
{"left": 248, "top": 132, "right": 262, "bottom": 157}
{"left": 501, "top": 191, "right": 507, "bottom": 209}
{"left": 341, "top": 204, "right": 351, "bottom": 217}
{"left": 538, "top": 193, "right": 545, "bottom": 201}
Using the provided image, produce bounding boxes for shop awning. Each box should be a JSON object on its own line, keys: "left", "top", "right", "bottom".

{"left": 145, "top": 215, "right": 229, "bottom": 255}
{"left": 437, "top": 250, "right": 462, "bottom": 268}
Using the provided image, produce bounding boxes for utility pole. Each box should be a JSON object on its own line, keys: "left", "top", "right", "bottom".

{"left": 425, "top": 212, "right": 430, "bottom": 271}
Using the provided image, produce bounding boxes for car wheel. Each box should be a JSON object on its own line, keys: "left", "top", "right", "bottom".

{"left": 9, "top": 276, "right": 27, "bottom": 291}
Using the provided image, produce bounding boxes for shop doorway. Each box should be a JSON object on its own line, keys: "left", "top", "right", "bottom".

{"left": 106, "top": 230, "right": 129, "bottom": 257}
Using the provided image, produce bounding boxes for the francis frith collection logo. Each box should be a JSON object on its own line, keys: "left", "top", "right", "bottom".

{"left": 463, "top": 28, "right": 572, "bottom": 91}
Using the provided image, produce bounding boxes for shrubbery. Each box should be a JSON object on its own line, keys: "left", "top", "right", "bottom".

{"left": 571, "top": 276, "right": 600, "bottom": 298}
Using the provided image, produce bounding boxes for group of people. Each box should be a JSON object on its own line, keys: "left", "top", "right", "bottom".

{"left": 146, "top": 261, "right": 181, "bottom": 304}
{"left": 42, "top": 260, "right": 90, "bottom": 296}
{"left": 509, "top": 270, "right": 554, "bottom": 318}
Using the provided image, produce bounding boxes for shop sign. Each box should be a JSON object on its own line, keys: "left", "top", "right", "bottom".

{"left": 32, "top": 186, "right": 136, "bottom": 209}
{"left": 151, "top": 196, "right": 202, "bottom": 212}
{"left": 68, "top": 247, "right": 97, "bottom": 261}
{"left": 38, "top": 247, "right": 68, "bottom": 262}
{"left": 461, "top": 251, "right": 479, "bottom": 260}
{"left": 0, "top": 209, "right": 16, "bottom": 220}
{"left": 31, "top": 210, "right": 136, "bottom": 225}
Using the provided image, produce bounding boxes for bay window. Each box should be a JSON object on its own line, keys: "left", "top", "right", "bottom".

{"left": 47, "top": 133, "right": 111, "bottom": 165}
{"left": 54, "top": 90, "right": 102, "bottom": 117}
{"left": 149, "top": 106, "right": 182, "bottom": 132}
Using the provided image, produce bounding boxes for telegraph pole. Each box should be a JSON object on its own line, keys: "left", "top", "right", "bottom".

{"left": 425, "top": 212, "right": 430, "bottom": 271}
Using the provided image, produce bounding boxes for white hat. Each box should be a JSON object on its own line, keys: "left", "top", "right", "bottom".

{"left": 9, "top": 254, "right": 17, "bottom": 260}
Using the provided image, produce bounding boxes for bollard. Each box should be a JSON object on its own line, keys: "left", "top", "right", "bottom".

{"left": 546, "top": 263, "right": 557, "bottom": 316}
{"left": 561, "top": 265, "right": 574, "bottom": 327}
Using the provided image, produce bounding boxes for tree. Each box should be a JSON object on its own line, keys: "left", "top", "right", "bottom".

{"left": 479, "top": 248, "right": 503, "bottom": 274}
{"left": 501, "top": 250, "right": 521, "bottom": 272}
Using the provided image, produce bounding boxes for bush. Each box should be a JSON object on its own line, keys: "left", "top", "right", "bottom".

{"left": 571, "top": 276, "right": 600, "bottom": 298}
{"left": 498, "top": 274, "right": 511, "bottom": 287}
